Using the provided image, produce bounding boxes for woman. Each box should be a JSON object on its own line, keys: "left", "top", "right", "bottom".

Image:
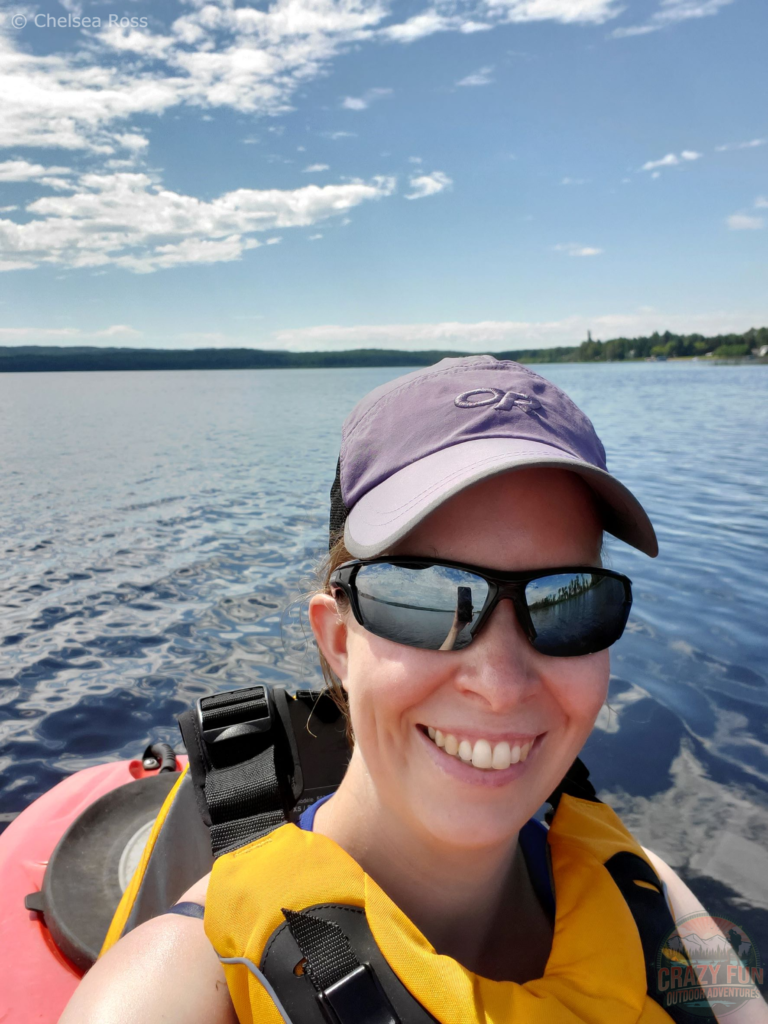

{"left": 61, "top": 356, "right": 767, "bottom": 1023}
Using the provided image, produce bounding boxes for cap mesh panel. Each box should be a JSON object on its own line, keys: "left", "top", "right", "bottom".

{"left": 329, "top": 456, "right": 350, "bottom": 551}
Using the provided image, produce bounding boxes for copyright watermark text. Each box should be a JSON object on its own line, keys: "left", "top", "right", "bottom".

{"left": 9, "top": 13, "right": 148, "bottom": 29}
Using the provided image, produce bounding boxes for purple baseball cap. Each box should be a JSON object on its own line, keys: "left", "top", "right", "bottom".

{"left": 330, "top": 355, "right": 658, "bottom": 558}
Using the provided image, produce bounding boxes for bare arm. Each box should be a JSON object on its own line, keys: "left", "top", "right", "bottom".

{"left": 58, "top": 874, "right": 237, "bottom": 1024}
{"left": 645, "top": 848, "right": 768, "bottom": 1024}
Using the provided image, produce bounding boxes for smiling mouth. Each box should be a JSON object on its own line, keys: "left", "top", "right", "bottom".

{"left": 420, "top": 726, "right": 537, "bottom": 771}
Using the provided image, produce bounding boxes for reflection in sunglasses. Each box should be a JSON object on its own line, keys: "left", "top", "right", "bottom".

{"left": 527, "top": 573, "right": 600, "bottom": 610}
{"left": 438, "top": 586, "right": 474, "bottom": 651}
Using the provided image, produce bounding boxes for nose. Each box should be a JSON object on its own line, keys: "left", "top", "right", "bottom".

{"left": 454, "top": 597, "right": 541, "bottom": 712}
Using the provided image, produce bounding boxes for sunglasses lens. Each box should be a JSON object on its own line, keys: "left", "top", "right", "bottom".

{"left": 353, "top": 562, "right": 489, "bottom": 651}
{"left": 525, "top": 572, "right": 630, "bottom": 656}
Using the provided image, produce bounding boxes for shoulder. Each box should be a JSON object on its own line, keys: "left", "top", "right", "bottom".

{"left": 642, "top": 848, "right": 768, "bottom": 1024}
{"left": 59, "top": 872, "right": 233, "bottom": 1024}
{"left": 641, "top": 846, "right": 704, "bottom": 919}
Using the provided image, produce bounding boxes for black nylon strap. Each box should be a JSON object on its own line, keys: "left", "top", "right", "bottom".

{"left": 544, "top": 756, "right": 598, "bottom": 823}
{"left": 204, "top": 745, "right": 282, "bottom": 824}
{"left": 283, "top": 908, "right": 361, "bottom": 992}
{"left": 165, "top": 902, "right": 206, "bottom": 921}
{"left": 179, "top": 689, "right": 289, "bottom": 858}
{"left": 210, "top": 809, "right": 286, "bottom": 853}
{"left": 281, "top": 909, "right": 402, "bottom": 1024}
{"left": 200, "top": 687, "right": 270, "bottom": 731}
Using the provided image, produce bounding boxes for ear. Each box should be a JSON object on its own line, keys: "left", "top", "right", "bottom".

{"left": 308, "top": 593, "right": 349, "bottom": 684}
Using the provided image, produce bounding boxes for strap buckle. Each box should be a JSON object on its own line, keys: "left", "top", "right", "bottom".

{"left": 196, "top": 686, "right": 273, "bottom": 765}
{"left": 318, "top": 964, "right": 400, "bottom": 1024}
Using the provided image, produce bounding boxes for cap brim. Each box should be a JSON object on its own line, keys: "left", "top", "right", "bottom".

{"left": 344, "top": 437, "right": 658, "bottom": 558}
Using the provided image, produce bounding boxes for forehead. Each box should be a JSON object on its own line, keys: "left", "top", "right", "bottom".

{"left": 392, "top": 468, "right": 603, "bottom": 570}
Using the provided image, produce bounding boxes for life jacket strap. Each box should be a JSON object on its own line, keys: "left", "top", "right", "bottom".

{"left": 179, "top": 686, "right": 292, "bottom": 857}
{"left": 282, "top": 908, "right": 401, "bottom": 1024}
{"left": 544, "top": 756, "right": 599, "bottom": 823}
{"left": 178, "top": 685, "right": 350, "bottom": 859}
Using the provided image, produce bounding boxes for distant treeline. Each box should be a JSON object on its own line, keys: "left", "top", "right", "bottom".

{"left": 1, "top": 326, "right": 766, "bottom": 372}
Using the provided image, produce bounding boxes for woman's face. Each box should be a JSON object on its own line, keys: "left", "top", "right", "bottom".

{"left": 313, "top": 468, "right": 609, "bottom": 850}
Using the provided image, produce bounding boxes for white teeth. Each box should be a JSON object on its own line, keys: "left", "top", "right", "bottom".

{"left": 471, "top": 739, "right": 493, "bottom": 769}
{"left": 458, "top": 740, "right": 473, "bottom": 762}
{"left": 492, "top": 741, "right": 511, "bottom": 770}
{"left": 424, "top": 728, "right": 534, "bottom": 771}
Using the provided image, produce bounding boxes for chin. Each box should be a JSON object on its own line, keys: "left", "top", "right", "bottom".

{"left": 413, "top": 795, "right": 529, "bottom": 851}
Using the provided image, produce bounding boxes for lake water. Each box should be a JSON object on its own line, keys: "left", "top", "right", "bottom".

{"left": 1, "top": 363, "right": 767, "bottom": 955}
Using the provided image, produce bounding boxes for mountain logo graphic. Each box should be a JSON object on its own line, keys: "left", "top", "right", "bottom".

{"left": 655, "top": 913, "right": 763, "bottom": 1017}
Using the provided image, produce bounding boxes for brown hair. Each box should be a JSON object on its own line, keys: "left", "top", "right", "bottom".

{"left": 315, "top": 536, "right": 355, "bottom": 744}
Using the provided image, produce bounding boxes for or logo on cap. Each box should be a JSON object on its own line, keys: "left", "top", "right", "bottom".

{"left": 455, "top": 388, "right": 542, "bottom": 413}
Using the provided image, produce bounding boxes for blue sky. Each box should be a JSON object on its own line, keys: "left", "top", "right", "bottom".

{"left": 0, "top": 0, "right": 766, "bottom": 351}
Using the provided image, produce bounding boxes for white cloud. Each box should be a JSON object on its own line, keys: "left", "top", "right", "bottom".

{"left": 404, "top": 170, "right": 452, "bottom": 200}
{"left": 19, "top": 309, "right": 762, "bottom": 353}
{"left": 642, "top": 153, "right": 679, "bottom": 171}
{"left": 0, "top": 324, "right": 142, "bottom": 342}
{"left": 614, "top": 0, "right": 734, "bottom": 37}
{"left": 640, "top": 150, "right": 701, "bottom": 172}
{"left": 488, "top": 0, "right": 621, "bottom": 24}
{"left": 554, "top": 243, "right": 603, "bottom": 256}
{"left": 715, "top": 138, "right": 766, "bottom": 152}
{"left": 309, "top": 233, "right": 323, "bottom": 240}
{"left": 0, "top": 171, "right": 395, "bottom": 273}
{"left": 756, "top": 197, "right": 768, "bottom": 209}
{"left": 0, "top": 159, "right": 72, "bottom": 182}
{"left": 341, "top": 87, "right": 392, "bottom": 111}
{"left": 726, "top": 214, "right": 764, "bottom": 231}
{"left": 0, "top": 0, "right": 392, "bottom": 154}
{"left": 381, "top": 11, "right": 459, "bottom": 42}
{"left": 302, "top": 163, "right": 330, "bottom": 172}
{"left": 114, "top": 132, "right": 150, "bottom": 152}
{"left": 270, "top": 309, "right": 768, "bottom": 351}
{"left": 0, "top": 0, "right": 728, "bottom": 166}
{"left": 456, "top": 66, "right": 494, "bottom": 86}
{"left": 0, "top": 32, "right": 182, "bottom": 153}
{"left": 561, "top": 177, "right": 589, "bottom": 185}
{"left": 380, "top": 0, "right": 617, "bottom": 41}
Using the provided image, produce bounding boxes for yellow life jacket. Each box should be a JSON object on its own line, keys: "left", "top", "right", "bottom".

{"left": 204, "top": 793, "right": 690, "bottom": 1024}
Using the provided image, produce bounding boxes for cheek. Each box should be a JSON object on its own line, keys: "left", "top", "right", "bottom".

{"left": 549, "top": 651, "right": 610, "bottom": 734}
{"left": 343, "top": 627, "right": 447, "bottom": 748}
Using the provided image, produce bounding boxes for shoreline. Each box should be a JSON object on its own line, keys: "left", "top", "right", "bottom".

{"left": 0, "top": 349, "right": 766, "bottom": 374}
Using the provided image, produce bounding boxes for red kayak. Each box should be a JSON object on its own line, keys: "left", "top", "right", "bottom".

{"left": 0, "top": 748, "right": 187, "bottom": 1023}
{"left": 0, "top": 686, "right": 350, "bottom": 1023}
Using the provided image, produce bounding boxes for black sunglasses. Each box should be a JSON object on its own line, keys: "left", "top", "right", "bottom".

{"left": 330, "top": 557, "right": 632, "bottom": 658}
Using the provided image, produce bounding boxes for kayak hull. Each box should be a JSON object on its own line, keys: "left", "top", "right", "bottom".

{"left": 0, "top": 757, "right": 186, "bottom": 1023}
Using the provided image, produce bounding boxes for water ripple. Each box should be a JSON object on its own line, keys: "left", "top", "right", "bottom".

{"left": 1, "top": 364, "right": 767, "bottom": 950}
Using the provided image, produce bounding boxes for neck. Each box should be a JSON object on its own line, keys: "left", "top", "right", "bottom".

{"left": 312, "top": 748, "right": 542, "bottom": 977}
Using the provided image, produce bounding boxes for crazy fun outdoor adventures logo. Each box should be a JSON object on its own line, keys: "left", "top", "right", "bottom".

{"left": 656, "top": 913, "right": 763, "bottom": 1017}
